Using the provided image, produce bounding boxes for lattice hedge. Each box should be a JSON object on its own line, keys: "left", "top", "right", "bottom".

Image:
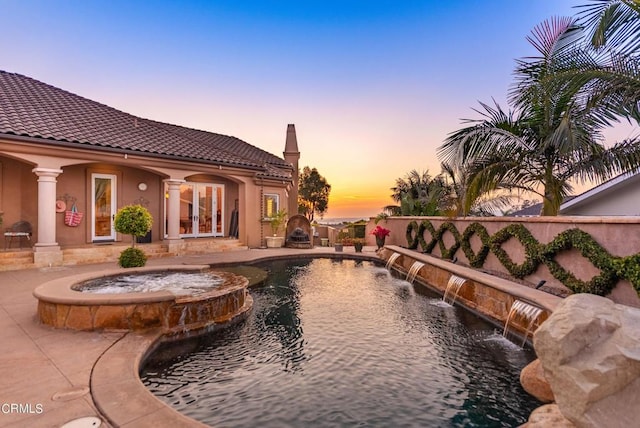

{"left": 405, "top": 220, "right": 640, "bottom": 297}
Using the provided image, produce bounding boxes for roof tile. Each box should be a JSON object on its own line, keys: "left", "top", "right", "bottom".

{"left": 0, "top": 71, "right": 291, "bottom": 179}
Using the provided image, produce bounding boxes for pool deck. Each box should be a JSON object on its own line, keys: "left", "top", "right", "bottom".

{"left": 0, "top": 246, "right": 381, "bottom": 428}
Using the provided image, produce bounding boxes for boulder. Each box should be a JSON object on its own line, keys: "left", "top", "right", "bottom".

{"left": 533, "top": 294, "right": 640, "bottom": 428}
{"left": 520, "top": 359, "right": 554, "bottom": 403}
{"left": 524, "top": 404, "right": 575, "bottom": 427}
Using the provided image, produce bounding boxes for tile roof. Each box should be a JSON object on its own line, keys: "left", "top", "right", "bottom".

{"left": 507, "top": 196, "right": 576, "bottom": 216}
{"left": 0, "top": 71, "right": 292, "bottom": 179}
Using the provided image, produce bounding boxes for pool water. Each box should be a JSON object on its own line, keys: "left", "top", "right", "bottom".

{"left": 141, "top": 259, "right": 540, "bottom": 427}
{"left": 78, "top": 271, "right": 224, "bottom": 295}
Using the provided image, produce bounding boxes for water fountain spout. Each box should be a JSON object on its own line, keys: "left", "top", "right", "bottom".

{"left": 443, "top": 274, "right": 467, "bottom": 306}
{"left": 502, "top": 299, "right": 543, "bottom": 347}
{"left": 406, "top": 261, "right": 425, "bottom": 283}
{"left": 385, "top": 252, "right": 401, "bottom": 270}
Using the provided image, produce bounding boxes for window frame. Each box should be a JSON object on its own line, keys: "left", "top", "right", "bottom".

{"left": 263, "top": 193, "right": 280, "bottom": 219}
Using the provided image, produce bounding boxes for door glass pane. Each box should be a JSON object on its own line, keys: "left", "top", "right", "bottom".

{"left": 180, "top": 185, "right": 194, "bottom": 234}
{"left": 198, "top": 185, "right": 213, "bottom": 234}
{"left": 94, "top": 177, "right": 112, "bottom": 237}
{"left": 215, "top": 186, "right": 223, "bottom": 234}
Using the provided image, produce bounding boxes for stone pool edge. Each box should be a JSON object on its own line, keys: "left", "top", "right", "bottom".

{"left": 91, "top": 294, "right": 253, "bottom": 427}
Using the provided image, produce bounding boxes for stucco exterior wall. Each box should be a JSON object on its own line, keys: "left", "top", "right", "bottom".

{"left": 1, "top": 153, "right": 292, "bottom": 251}
{"left": 55, "top": 163, "right": 165, "bottom": 246}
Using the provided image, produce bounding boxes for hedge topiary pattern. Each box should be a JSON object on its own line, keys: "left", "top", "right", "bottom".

{"left": 489, "top": 224, "right": 539, "bottom": 279}
{"left": 406, "top": 220, "right": 640, "bottom": 297}
{"left": 460, "top": 222, "right": 491, "bottom": 268}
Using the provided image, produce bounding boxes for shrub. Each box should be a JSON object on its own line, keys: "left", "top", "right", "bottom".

{"left": 118, "top": 247, "right": 147, "bottom": 268}
{"left": 114, "top": 204, "right": 152, "bottom": 268}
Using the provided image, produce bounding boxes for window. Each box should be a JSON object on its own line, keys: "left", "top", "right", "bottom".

{"left": 263, "top": 193, "right": 279, "bottom": 218}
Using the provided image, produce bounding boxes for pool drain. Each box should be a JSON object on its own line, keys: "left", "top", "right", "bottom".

{"left": 51, "top": 386, "right": 90, "bottom": 402}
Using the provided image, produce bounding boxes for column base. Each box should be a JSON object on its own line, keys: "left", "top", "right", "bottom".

{"left": 33, "top": 245, "right": 63, "bottom": 267}
{"left": 164, "top": 239, "right": 186, "bottom": 255}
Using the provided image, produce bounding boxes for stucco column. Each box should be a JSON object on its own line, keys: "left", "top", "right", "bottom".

{"left": 32, "top": 167, "right": 63, "bottom": 248}
{"left": 164, "top": 179, "right": 185, "bottom": 241}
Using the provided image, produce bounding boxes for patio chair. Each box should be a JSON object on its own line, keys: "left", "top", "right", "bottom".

{"left": 4, "top": 221, "right": 32, "bottom": 250}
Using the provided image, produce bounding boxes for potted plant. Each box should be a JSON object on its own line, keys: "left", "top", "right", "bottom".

{"left": 114, "top": 204, "right": 153, "bottom": 267}
{"left": 265, "top": 209, "right": 287, "bottom": 248}
{"left": 371, "top": 225, "right": 390, "bottom": 249}
{"left": 353, "top": 238, "right": 364, "bottom": 253}
{"left": 334, "top": 231, "right": 349, "bottom": 252}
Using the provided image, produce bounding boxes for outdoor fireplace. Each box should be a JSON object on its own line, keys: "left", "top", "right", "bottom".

{"left": 285, "top": 215, "right": 313, "bottom": 249}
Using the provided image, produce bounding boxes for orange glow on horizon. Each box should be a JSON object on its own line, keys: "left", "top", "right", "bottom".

{"left": 323, "top": 185, "right": 395, "bottom": 219}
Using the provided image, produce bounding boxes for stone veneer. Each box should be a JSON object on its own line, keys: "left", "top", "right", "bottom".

{"left": 33, "top": 265, "right": 250, "bottom": 333}
{"left": 379, "top": 246, "right": 561, "bottom": 338}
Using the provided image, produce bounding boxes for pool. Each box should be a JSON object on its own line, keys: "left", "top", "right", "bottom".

{"left": 141, "top": 258, "right": 540, "bottom": 427}
{"left": 34, "top": 266, "right": 250, "bottom": 332}
{"left": 78, "top": 271, "right": 225, "bottom": 295}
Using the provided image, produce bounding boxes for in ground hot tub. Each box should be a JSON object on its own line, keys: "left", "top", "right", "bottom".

{"left": 33, "top": 265, "right": 252, "bottom": 333}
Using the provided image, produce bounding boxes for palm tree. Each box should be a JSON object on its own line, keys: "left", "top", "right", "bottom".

{"left": 572, "top": 1, "right": 640, "bottom": 123}
{"left": 579, "top": 0, "right": 640, "bottom": 56}
{"left": 439, "top": 16, "right": 640, "bottom": 215}
{"left": 388, "top": 169, "right": 450, "bottom": 216}
{"left": 440, "top": 160, "right": 513, "bottom": 216}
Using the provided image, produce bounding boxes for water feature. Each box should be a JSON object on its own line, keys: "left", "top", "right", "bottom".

{"left": 78, "top": 271, "right": 224, "bottom": 296}
{"left": 34, "top": 267, "right": 250, "bottom": 331}
{"left": 385, "top": 251, "right": 400, "bottom": 270}
{"left": 503, "top": 299, "right": 544, "bottom": 347}
{"left": 141, "top": 259, "right": 540, "bottom": 427}
{"left": 443, "top": 274, "right": 468, "bottom": 306}
{"left": 406, "top": 260, "right": 425, "bottom": 283}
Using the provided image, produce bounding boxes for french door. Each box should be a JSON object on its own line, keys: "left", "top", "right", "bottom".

{"left": 178, "top": 183, "right": 224, "bottom": 237}
{"left": 92, "top": 173, "right": 117, "bottom": 241}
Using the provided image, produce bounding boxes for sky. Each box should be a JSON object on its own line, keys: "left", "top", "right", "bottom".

{"left": 2, "top": 0, "right": 637, "bottom": 219}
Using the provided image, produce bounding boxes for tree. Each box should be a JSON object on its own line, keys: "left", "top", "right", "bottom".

{"left": 114, "top": 204, "right": 153, "bottom": 268}
{"left": 438, "top": 17, "right": 640, "bottom": 216}
{"left": 388, "top": 169, "right": 450, "bottom": 216}
{"left": 298, "top": 166, "right": 331, "bottom": 221}
{"left": 572, "top": 1, "right": 640, "bottom": 123}
{"left": 440, "top": 160, "right": 513, "bottom": 217}
{"left": 579, "top": 0, "right": 640, "bottom": 57}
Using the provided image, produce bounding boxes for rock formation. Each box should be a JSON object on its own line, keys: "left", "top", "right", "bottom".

{"left": 520, "top": 359, "right": 554, "bottom": 403}
{"left": 525, "top": 404, "right": 575, "bottom": 427}
{"left": 533, "top": 294, "right": 640, "bottom": 428}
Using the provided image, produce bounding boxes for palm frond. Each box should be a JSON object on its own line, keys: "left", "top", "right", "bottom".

{"left": 577, "top": 0, "right": 640, "bottom": 55}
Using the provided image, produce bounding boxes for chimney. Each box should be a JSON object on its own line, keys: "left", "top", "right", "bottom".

{"left": 283, "top": 124, "right": 300, "bottom": 216}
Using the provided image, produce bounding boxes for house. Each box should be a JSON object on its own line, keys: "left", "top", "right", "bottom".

{"left": 0, "top": 71, "right": 300, "bottom": 267}
{"left": 506, "top": 170, "right": 640, "bottom": 217}
{"left": 560, "top": 171, "right": 640, "bottom": 215}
